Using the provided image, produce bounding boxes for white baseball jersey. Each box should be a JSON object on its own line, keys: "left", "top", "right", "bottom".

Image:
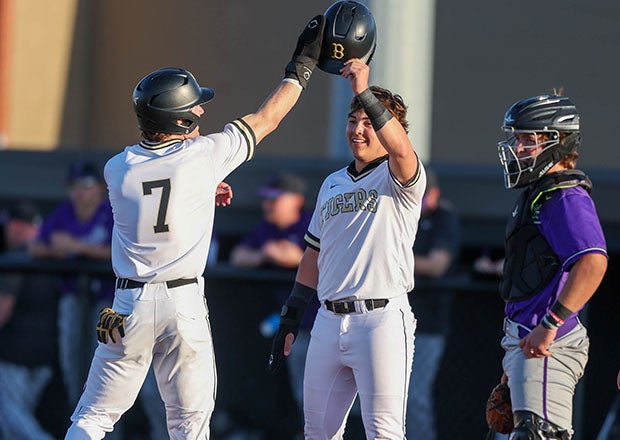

{"left": 104, "top": 119, "right": 255, "bottom": 282}
{"left": 66, "top": 119, "right": 256, "bottom": 440}
{"left": 304, "top": 156, "right": 426, "bottom": 301}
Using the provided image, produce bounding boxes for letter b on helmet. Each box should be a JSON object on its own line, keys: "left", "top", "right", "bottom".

{"left": 317, "top": 1, "right": 377, "bottom": 74}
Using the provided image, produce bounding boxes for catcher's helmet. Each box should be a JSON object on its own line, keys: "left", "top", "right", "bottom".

{"left": 133, "top": 68, "right": 215, "bottom": 135}
{"left": 497, "top": 95, "right": 581, "bottom": 188}
{"left": 317, "top": 1, "right": 377, "bottom": 74}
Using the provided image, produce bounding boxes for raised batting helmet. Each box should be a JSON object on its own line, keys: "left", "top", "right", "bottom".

{"left": 497, "top": 94, "right": 581, "bottom": 188}
{"left": 317, "top": 1, "right": 377, "bottom": 74}
{"left": 133, "top": 68, "right": 215, "bottom": 135}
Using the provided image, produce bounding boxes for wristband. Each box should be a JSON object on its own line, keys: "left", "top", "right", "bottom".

{"left": 550, "top": 301, "right": 573, "bottom": 321}
{"left": 282, "top": 77, "right": 303, "bottom": 90}
{"left": 541, "top": 301, "right": 574, "bottom": 330}
{"left": 356, "top": 88, "right": 393, "bottom": 131}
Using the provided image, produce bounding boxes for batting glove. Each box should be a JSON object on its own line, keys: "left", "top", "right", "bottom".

{"left": 96, "top": 307, "right": 128, "bottom": 344}
{"left": 285, "top": 14, "right": 326, "bottom": 89}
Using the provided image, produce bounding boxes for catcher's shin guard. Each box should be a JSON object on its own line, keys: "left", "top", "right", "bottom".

{"left": 509, "top": 411, "right": 570, "bottom": 440}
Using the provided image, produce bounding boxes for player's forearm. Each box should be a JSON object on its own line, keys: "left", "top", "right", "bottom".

{"left": 295, "top": 248, "right": 319, "bottom": 289}
{"left": 414, "top": 249, "right": 452, "bottom": 278}
{"left": 77, "top": 243, "right": 112, "bottom": 260}
{"left": 242, "top": 80, "right": 302, "bottom": 145}
{"left": 229, "top": 246, "right": 264, "bottom": 268}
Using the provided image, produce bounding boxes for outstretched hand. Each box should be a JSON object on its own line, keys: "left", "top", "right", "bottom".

{"left": 215, "top": 182, "right": 233, "bottom": 207}
{"left": 284, "top": 15, "right": 326, "bottom": 89}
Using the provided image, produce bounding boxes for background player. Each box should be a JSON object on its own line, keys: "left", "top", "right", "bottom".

{"left": 406, "top": 166, "right": 461, "bottom": 440}
{"left": 230, "top": 172, "right": 318, "bottom": 434}
{"left": 64, "top": 12, "right": 326, "bottom": 439}
{"left": 269, "top": 57, "right": 425, "bottom": 439}
{"left": 496, "top": 93, "right": 607, "bottom": 438}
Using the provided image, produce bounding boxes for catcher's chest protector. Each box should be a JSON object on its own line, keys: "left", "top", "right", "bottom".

{"left": 499, "top": 170, "right": 592, "bottom": 302}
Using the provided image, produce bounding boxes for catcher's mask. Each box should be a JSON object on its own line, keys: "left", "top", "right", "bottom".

{"left": 317, "top": 1, "right": 377, "bottom": 74}
{"left": 497, "top": 94, "right": 580, "bottom": 189}
{"left": 133, "top": 67, "right": 215, "bottom": 135}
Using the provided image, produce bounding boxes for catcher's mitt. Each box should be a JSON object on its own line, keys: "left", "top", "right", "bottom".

{"left": 486, "top": 381, "right": 514, "bottom": 434}
{"left": 96, "top": 307, "right": 128, "bottom": 344}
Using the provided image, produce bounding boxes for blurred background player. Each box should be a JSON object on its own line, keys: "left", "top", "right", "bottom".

{"left": 496, "top": 93, "right": 607, "bottom": 439}
{"left": 406, "top": 166, "right": 461, "bottom": 440}
{"left": 28, "top": 161, "right": 169, "bottom": 439}
{"left": 0, "top": 201, "right": 60, "bottom": 440}
{"left": 230, "top": 172, "right": 319, "bottom": 432}
{"left": 28, "top": 160, "right": 115, "bottom": 408}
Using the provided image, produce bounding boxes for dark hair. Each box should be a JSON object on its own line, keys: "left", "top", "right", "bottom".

{"left": 349, "top": 86, "right": 409, "bottom": 133}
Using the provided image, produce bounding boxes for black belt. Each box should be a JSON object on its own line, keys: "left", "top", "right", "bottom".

{"left": 324, "top": 298, "right": 389, "bottom": 314}
{"left": 116, "top": 278, "right": 198, "bottom": 290}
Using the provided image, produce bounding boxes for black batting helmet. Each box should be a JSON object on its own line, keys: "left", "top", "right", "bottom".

{"left": 133, "top": 68, "right": 215, "bottom": 135}
{"left": 317, "top": 1, "right": 377, "bottom": 74}
{"left": 498, "top": 94, "right": 581, "bottom": 188}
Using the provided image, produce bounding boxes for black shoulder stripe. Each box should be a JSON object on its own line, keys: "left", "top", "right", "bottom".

{"left": 231, "top": 119, "right": 256, "bottom": 161}
{"left": 304, "top": 232, "right": 320, "bottom": 251}
{"left": 396, "top": 153, "right": 422, "bottom": 188}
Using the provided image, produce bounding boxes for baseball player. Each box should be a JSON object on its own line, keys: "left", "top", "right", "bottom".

{"left": 496, "top": 94, "right": 608, "bottom": 439}
{"left": 64, "top": 13, "right": 326, "bottom": 440}
{"left": 269, "top": 58, "right": 425, "bottom": 439}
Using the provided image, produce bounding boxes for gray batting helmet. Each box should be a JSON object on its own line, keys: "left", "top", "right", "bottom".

{"left": 133, "top": 68, "right": 215, "bottom": 135}
{"left": 317, "top": 1, "right": 377, "bottom": 74}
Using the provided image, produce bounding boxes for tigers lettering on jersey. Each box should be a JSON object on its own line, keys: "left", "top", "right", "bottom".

{"left": 320, "top": 188, "right": 378, "bottom": 222}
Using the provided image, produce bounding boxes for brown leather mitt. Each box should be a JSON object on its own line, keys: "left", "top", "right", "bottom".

{"left": 486, "top": 382, "right": 514, "bottom": 434}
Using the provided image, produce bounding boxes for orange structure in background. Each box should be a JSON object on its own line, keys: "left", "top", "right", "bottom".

{"left": 0, "top": 0, "right": 13, "bottom": 147}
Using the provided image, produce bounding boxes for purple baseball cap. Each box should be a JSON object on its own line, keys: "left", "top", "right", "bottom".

{"left": 258, "top": 173, "right": 307, "bottom": 199}
{"left": 66, "top": 161, "right": 103, "bottom": 187}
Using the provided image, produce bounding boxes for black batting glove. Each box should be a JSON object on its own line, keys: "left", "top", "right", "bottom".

{"left": 268, "top": 298, "right": 307, "bottom": 374}
{"left": 96, "top": 307, "right": 128, "bottom": 344}
{"left": 285, "top": 14, "right": 326, "bottom": 89}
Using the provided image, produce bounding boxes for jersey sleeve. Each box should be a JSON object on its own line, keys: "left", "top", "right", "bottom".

{"left": 388, "top": 156, "right": 426, "bottom": 210}
{"left": 200, "top": 119, "right": 257, "bottom": 183}
{"left": 539, "top": 187, "right": 607, "bottom": 269}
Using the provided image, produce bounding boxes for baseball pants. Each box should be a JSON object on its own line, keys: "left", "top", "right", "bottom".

{"left": 501, "top": 318, "right": 589, "bottom": 434}
{"left": 65, "top": 277, "right": 217, "bottom": 440}
{"left": 303, "top": 294, "right": 415, "bottom": 439}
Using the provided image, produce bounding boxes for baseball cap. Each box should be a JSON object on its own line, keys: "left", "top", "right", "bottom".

{"left": 66, "top": 161, "right": 103, "bottom": 187}
{"left": 258, "top": 173, "right": 307, "bottom": 199}
{"left": 7, "top": 201, "right": 42, "bottom": 225}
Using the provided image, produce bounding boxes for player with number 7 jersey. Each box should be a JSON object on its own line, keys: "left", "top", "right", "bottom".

{"left": 65, "top": 10, "right": 326, "bottom": 440}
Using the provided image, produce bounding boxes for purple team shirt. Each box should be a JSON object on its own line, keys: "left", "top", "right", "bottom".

{"left": 505, "top": 185, "right": 607, "bottom": 334}
{"left": 37, "top": 199, "right": 115, "bottom": 301}
{"left": 239, "top": 211, "right": 312, "bottom": 251}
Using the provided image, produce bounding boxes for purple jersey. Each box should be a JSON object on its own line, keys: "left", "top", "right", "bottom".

{"left": 505, "top": 185, "right": 607, "bottom": 331}
{"left": 37, "top": 199, "right": 115, "bottom": 301}
{"left": 239, "top": 211, "right": 312, "bottom": 252}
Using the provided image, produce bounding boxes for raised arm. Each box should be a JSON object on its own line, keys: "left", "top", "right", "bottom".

{"left": 242, "top": 15, "right": 325, "bottom": 145}
{"left": 341, "top": 59, "right": 418, "bottom": 185}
